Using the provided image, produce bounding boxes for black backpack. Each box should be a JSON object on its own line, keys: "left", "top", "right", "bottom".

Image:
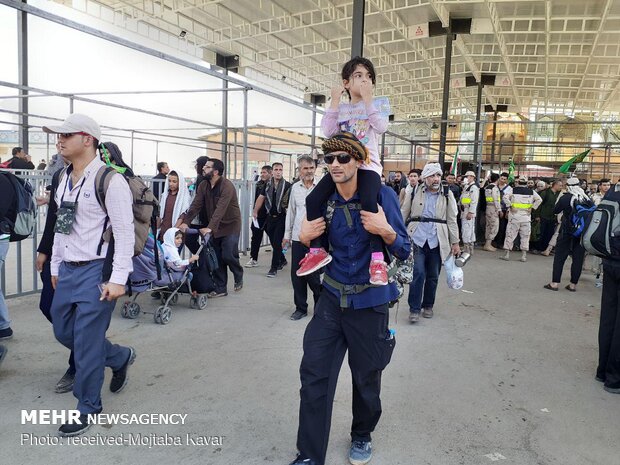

{"left": 0, "top": 171, "right": 36, "bottom": 242}
{"left": 582, "top": 185, "right": 620, "bottom": 259}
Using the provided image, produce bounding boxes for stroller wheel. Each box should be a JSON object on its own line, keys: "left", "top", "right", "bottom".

{"left": 127, "top": 303, "right": 141, "bottom": 319}
{"left": 197, "top": 295, "right": 208, "bottom": 310}
{"left": 154, "top": 306, "right": 171, "bottom": 325}
{"left": 189, "top": 297, "right": 198, "bottom": 309}
{"left": 170, "top": 294, "right": 179, "bottom": 306}
{"left": 121, "top": 302, "right": 130, "bottom": 319}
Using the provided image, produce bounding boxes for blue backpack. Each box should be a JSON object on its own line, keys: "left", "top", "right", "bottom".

{"left": 569, "top": 200, "right": 596, "bottom": 238}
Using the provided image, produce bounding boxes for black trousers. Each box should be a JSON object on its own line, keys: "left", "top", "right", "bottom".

{"left": 597, "top": 263, "right": 620, "bottom": 389}
{"left": 495, "top": 215, "right": 508, "bottom": 246}
{"left": 291, "top": 241, "right": 321, "bottom": 313}
{"left": 249, "top": 216, "right": 266, "bottom": 261}
{"left": 551, "top": 233, "right": 586, "bottom": 284}
{"left": 536, "top": 218, "right": 556, "bottom": 251}
{"left": 185, "top": 224, "right": 208, "bottom": 255}
{"left": 296, "top": 289, "right": 394, "bottom": 465}
{"left": 306, "top": 171, "right": 383, "bottom": 254}
{"left": 212, "top": 234, "right": 244, "bottom": 293}
{"left": 39, "top": 260, "right": 75, "bottom": 374}
{"left": 264, "top": 214, "right": 287, "bottom": 271}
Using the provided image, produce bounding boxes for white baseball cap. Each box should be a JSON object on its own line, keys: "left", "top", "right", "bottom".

{"left": 43, "top": 113, "right": 102, "bottom": 141}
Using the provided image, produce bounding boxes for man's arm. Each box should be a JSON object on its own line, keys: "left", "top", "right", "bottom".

{"left": 178, "top": 181, "right": 207, "bottom": 226}
{"left": 446, "top": 191, "right": 460, "bottom": 245}
{"left": 106, "top": 174, "right": 135, "bottom": 286}
{"left": 493, "top": 186, "right": 502, "bottom": 211}
{"left": 207, "top": 180, "right": 235, "bottom": 235}
{"left": 283, "top": 184, "right": 297, "bottom": 241}
{"left": 360, "top": 188, "right": 410, "bottom": 260}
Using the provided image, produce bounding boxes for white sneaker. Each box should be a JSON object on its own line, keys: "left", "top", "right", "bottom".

{"left": 244, "top": 259, "right": 258, "bottom": 268}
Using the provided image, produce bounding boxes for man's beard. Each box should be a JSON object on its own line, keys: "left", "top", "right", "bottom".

{"left": 205, "top": 172, "right": 213, "bottom": 181}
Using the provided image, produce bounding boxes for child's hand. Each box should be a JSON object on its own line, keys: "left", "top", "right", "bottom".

{"left": 190, "top": 255, "right": 199, "bottom": 263}
{"left": 330, "top": 85, "right": 345, "bottom": 103}
{"left": 359, "top": 81, "right": 373, "bottom": 103}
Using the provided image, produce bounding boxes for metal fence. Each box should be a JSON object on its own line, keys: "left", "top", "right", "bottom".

{"left": 1, "top": 170, "right": 266, "bottom": 299}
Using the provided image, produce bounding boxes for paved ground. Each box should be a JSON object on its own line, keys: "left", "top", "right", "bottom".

{"left": 0, "top": 248, "right": 618, "bottom": 465}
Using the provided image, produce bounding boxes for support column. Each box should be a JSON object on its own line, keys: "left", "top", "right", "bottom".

{"left": 311, "top": 103, "right": 317, "bottom": 151}
{"left": 490, "top": 109, "right": 498, "bottom": 172}
{"left": 130, "top": 130, "right": 134, "bottom": 169}
{"left": 222, "top": 68, "right": 229, "bottom": 175}
{"left": 351, "top": 0, "right": 365, "bottom": 57}
{"left": 439, "top": 19, "right": 453, "bottom": 166}
{"left": 380, "top": 133, "right": 386, "bottom": 167}
{"left": 474, "top": 81, "right": 483, "bottom": 179}
{"left": 17, "top": 0, "right": 28, "bottom": 152}
{"left": 409, "top": 142, "right": 414, "bottom": 171}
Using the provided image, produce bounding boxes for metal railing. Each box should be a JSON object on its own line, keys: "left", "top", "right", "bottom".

{"left": 1, "top": 171, "right": 267, "bottom": 298}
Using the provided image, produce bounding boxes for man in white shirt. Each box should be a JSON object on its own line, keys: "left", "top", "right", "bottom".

{"left": 283, "top": 155, "right": 321, "bottom": 320}
{"left": 43, "top": 114, "right": 136, "bottom": 437}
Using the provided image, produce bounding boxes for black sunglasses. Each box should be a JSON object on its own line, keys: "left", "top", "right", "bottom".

{"left": 324, "top": 153, "right": 353, "bottom": 165}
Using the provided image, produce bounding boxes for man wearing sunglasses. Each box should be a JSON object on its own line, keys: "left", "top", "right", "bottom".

{"left": 288, "top": 132, "right": 410, "bottom": 465}
{"left": 42, "top": 114, "right": 136, "bottom": 437}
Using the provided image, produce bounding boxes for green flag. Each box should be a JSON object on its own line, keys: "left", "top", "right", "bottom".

{"left": 449, "top": 148, "right": 460, "bottom": 175}
{"left": 508, "top": 158, "right": 515, "bottom": 183}
{"left": 558, "top": 149, "right": 590, "bottom": 174}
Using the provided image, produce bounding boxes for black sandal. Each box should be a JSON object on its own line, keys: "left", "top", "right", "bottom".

{"left": 544, "top": 283, "right": 558, "bottom": 291}
{"left": 565, "top": 285, "right": 576, "bottom": 292}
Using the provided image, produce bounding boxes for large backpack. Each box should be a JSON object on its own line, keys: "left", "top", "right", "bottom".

{"left": 324, "top": 200, "right": 413, "bottom": 307}
{"left": 568, "top": 198, "right": 596, "bottom": 238}
{"left": 0, "top": 171, "right": 36, "bottom": 242}
{"left": 94, "top": 166, "right": 159, "bottom": 257}
{"left": 582, "top": 185, "right": 620, "bottom": 259}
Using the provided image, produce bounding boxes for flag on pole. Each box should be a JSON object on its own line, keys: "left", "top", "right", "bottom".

{"left": 558, "top": 149, "right": 590, "bottom": 174}
{"left": 449, "top": 148, "right": 460, "bottom": 176}
{"left": 508, "top": 158, "right": 515, "bottom": 183}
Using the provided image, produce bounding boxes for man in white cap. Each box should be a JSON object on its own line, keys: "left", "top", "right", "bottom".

{"left": 42, "top": 114, "right": 136, "bottom": 437}
{"left": 500, "top": 175, "right": 542, "bottom": 262}
{"left": 459, "top": 170, "right": 479, "bottom": 255}
{"left": 404, "top": 162, "right": 460, "bottom": 323}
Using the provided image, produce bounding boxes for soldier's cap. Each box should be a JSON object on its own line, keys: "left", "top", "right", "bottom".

{"left": 43, "top": 114, "right": 102, "bottom": 141}
{"left": 464, "top": 171, "right": 476, "bottom": 177}
{"left": 321, "top": 132, "right": 370, "bottom": 165}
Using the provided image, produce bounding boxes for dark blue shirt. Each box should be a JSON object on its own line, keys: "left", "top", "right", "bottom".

{"left": 323, "top": 185, "right": 411, "bottom": 308}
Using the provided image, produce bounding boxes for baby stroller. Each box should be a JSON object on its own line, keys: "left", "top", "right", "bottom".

{"left": 120, "top": 229, "right": 214, "bottom": 324}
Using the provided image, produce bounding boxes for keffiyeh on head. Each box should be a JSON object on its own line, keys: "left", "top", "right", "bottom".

{"left": 421, "top": 162, "right": 442, "bottom": 179}
{"left": 566, "top": 176, "right": 589, "bottom": 204}
{"left": 321, "top": 132, "right": 370, "bottom": 164}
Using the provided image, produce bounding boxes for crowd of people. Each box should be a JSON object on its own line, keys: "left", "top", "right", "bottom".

{"left": 0, "top": 55, "right": 618, "bottom": 465}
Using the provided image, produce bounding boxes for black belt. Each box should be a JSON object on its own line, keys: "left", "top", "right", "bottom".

{"left": 270, "top": 213, "right": 285, "bottom": 218}
{"left": 66, "top": 260, "right": 96, "bottom": 267}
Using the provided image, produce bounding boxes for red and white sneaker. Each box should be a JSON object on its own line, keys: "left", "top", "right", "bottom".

{"left": 296, "top": 248, "right": 332, "bottom": 276}
{"left": 369, "top": 259, "right": 388, "bottom": 286}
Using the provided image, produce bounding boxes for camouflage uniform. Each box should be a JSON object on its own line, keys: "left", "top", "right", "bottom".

{"left": 484, "top": 183, "right": 502, "bottom": 242}
{"left": 501, "top": 180, "right": 542, "bottom": 261}
{"left": 460, "top": 181, "right": 479, "bottom": 252}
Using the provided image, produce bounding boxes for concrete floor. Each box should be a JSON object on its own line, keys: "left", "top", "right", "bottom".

{"left": 0, "top": 248, "right": 618, "bottom": 465}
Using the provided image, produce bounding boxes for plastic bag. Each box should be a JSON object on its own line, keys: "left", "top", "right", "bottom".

{"left": 444, "top": 255, "right": 464, "bottom": 290}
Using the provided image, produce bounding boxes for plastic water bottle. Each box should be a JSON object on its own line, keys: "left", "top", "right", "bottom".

{"left": 282, "top": 245, "right": 288, "bottom": 254}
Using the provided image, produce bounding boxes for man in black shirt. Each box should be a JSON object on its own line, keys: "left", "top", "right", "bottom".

{"left": 252, "top": 162, "right": 291, "bottom": 278}
{"left": 5, "top": 147, "right": 34, "bottom": 171}
{"left": 246, "top": 165, "right": 272, "bottom": 267}
{"left": 152, "top": 161, "right": 170, "bottom": 200}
